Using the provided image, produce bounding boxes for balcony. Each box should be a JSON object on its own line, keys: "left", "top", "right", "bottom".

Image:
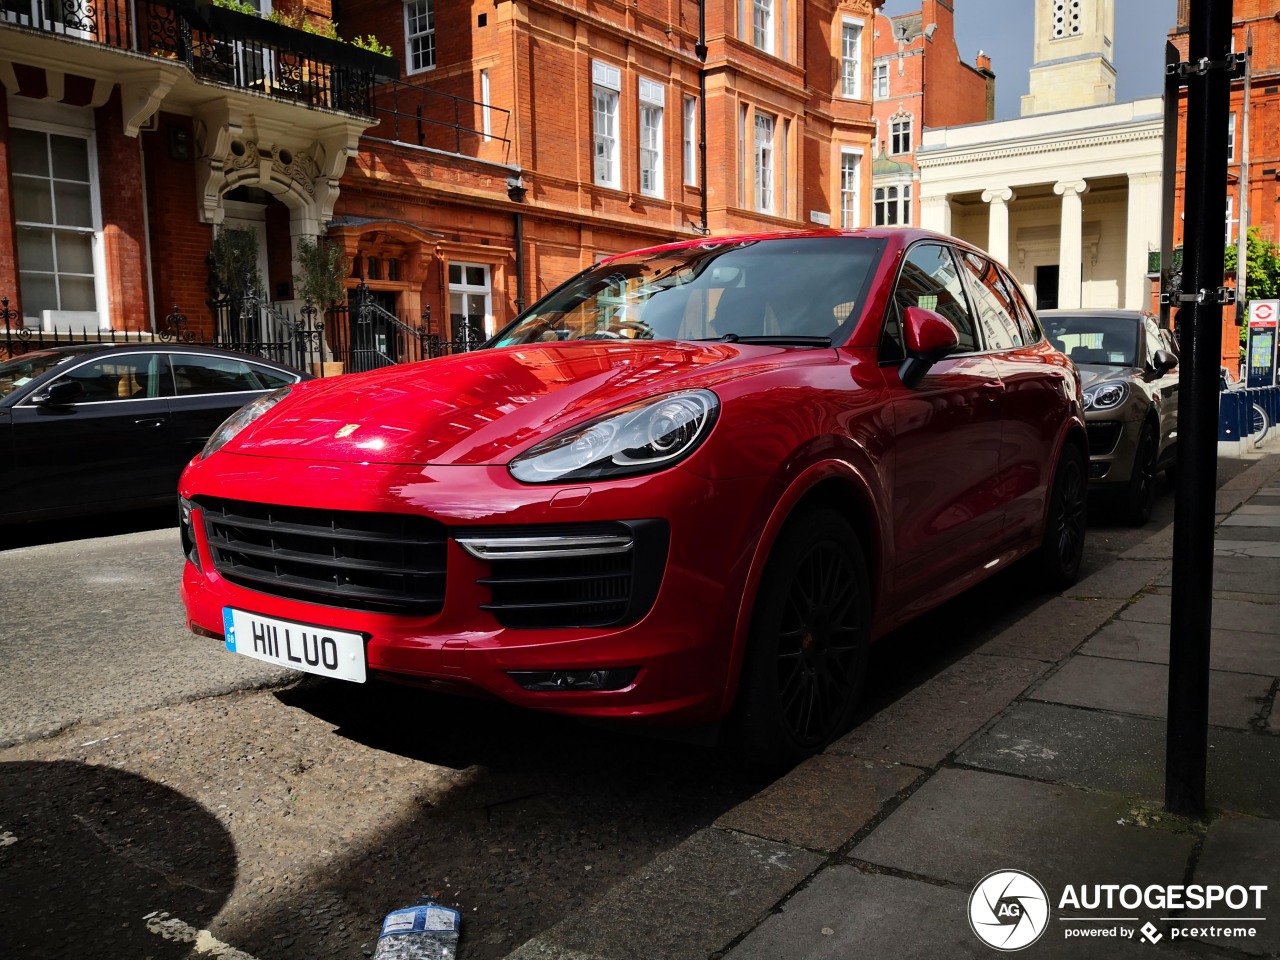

{"left": 0, "top": 0, "right": 395, "bottom": 116}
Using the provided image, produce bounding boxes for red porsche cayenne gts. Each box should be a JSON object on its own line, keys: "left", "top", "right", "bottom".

{"left": 180, "top": 230, "right": 1087, "bottom": 765}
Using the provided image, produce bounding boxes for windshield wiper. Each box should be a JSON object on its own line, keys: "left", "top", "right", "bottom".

{"left": 696, "top": 334, "right": 833, "bottom": 347}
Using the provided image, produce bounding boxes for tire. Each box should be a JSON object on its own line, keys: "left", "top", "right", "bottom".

{"left": 1122, "top": 423, "right": 1159, "bottom": 526}
{"left": 726, "top": 507, "right": 871, "bottom": 772}
{"left": 1034, "top": 445, "right": 1086, "bottom": 589}
{"left": 1251, "top": 402, "right": 1271, "bottom": 448}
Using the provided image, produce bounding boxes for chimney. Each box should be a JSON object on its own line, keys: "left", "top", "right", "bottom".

{"left": 976, "top": 51, "right": 992, "bottom": 72}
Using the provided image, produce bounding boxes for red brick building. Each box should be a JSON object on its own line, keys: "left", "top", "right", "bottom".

{"left": 869, "top": 0, "right": 993, "bottom": 228}
{"left": 1167, "top": 0, "right": 1280, "bottom": 372}
{"left": 1, "top": 0, "right": 880, "bottom": 349}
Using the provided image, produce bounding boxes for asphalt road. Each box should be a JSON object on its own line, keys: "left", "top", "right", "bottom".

{"left": 0, "top": 459, "right": 1253, "bottom": 960}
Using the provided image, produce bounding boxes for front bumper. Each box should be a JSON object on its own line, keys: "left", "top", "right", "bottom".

{"left": 179, "top": 452, "right": 766, "bottom": 723}
{"left": 1084, "top": 417, "right": 1144, "bottom": 486}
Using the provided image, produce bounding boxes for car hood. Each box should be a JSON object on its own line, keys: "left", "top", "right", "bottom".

{"left": 220, "top": 340, "right": 819, "bottom": 465}
{"left": 1076, "top": 363, "right": 1141, "bottom": 389}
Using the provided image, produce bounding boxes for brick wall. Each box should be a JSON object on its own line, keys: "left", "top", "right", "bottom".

{"left": 95, "top": 91, "right": 151, "bottom": 331}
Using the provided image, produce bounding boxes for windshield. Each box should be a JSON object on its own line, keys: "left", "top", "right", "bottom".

{"left": 0, "top": 351, "right": 75, "bottom": 399}
{"left": 493, "top": 236, "right": 885, "bottom": 347}
{"left": 1044, "top": 315, "right": 1140, "bottom": 367}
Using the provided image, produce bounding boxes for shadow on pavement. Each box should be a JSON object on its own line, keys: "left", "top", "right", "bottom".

{"left": 0, "top": 760, "right": 237, "bottom": 959}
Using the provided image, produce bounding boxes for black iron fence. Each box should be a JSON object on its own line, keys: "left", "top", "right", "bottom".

{"left": 0, "top": 294, "right": 483, "bottom": 376}
{"left": 0, "top": 0, "right": 394, "bottom": 114}
{"left": 368, "top": 78, "right": 511, "bottom": 156}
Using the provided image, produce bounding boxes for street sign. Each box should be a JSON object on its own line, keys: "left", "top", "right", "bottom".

{"left": 1246, "top": 299, "right": 1280, "bottom": 387}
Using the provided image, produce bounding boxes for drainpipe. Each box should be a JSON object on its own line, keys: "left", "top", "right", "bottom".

{"left": 514, "top": 210, "right": 526, "bottom": 314}
{"left": 696, "top": 0, "right": 708, "bottom": 235}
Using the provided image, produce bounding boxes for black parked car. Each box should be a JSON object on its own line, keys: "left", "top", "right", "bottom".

{"left": 0, "top": 343, "right": 309, "bottom": 524}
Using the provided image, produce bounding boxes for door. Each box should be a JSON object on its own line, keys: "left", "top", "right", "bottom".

{"left": 220, "top": 205, "right": 272, "bottom": 341}
{"left": 883, "top": 243, "right": 1006, "bottom": 600}
{"left": 1035, "top": 265, "right": 1060, "bottom": 310}
{"left": 8, "top": 352, "right": 175, "bottom": 517}
{"left": 167, "top": 352, "right": 299, "bottom": 466}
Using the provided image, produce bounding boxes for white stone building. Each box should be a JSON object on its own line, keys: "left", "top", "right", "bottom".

{"left": 916, "top": 0, "right": 1163, "bottom": 312}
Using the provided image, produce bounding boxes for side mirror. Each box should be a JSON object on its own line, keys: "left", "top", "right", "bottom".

{"left": 1152, "top": 349, "right": 1178, "bottom": 374}
{"left": 899, "top": 306, "right": 961, "bottom": 389}
{"left": 32, "top": 380, "right": 85, "bottom": 406}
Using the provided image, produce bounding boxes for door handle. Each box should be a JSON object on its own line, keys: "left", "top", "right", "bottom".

{"left": 134, "top": 416, "right": 167, "bottom": 428}
{"left": 979, "top": 380, "right": 1005, "bottom": 398}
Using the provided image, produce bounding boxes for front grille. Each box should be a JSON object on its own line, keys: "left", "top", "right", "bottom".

{"left": 199, "top": 497, "right": 447, "bottom": 614}
{"left": 1087, "top": 421, "right": 1123, "bottom": 456}
{"left": 475, "top": 520, "right": 668, "bottom": 629}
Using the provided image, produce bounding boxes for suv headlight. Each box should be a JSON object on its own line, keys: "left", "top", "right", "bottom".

{"left": 1083, "top": 381, "right": 1129, "bottom": 411}
{"left": 509, "top": 390, "right": 719, "bottom": 483}
{"left": 202, "top": 387, "right": 292, "bottom": 458}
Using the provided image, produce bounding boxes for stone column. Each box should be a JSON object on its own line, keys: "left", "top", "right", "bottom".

{"left": 1125, "top": 172, "right": 1161, "bottom": 310}
{"left": 980, "top": 187, "right": 1015, "bottom": 266}
{"left": 1054, "top": 179, "right": 1089, "bottom": 309}
{"left": 919, "top": 194, "right": 952, "bottom": 235}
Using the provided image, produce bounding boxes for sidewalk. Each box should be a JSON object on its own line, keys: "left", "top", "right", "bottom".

{"left": 505, "top": 454, "right": 1280, "bottom": 960}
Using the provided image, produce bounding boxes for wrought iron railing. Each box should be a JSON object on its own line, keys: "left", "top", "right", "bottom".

{"left": 368, "top": 77, "right": 511, "bottom": 156}
{"left": 0, "top": 0, "right": 395, "bottom": 114}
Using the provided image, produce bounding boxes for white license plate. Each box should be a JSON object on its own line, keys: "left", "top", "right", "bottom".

{"left": 223, "top": 608, "right": 366, "bottom": 683}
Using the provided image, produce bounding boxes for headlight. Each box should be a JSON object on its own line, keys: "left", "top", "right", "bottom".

{"left": 1083, "top": 381, "right": 1129, "bottom": 411}
{"left": 509, "top": 390, "right": 719, "bottom": 483}
{"left": 201, "top": 387, "right": 292, "bottom": 458}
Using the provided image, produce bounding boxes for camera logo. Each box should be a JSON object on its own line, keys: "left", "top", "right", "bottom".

{"left": 969, "top": 869, "right": 1050, "bottom": 951}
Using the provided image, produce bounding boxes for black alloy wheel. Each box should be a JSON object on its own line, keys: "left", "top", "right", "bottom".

{"left": 1123, "top": 423, "right": 1159, "bottom": 526}
{"left": 728, "top": 508, "right": 870, "bottom": 770}
{"left": 1035, "top": 445, "right": 1086, "bottom": 588}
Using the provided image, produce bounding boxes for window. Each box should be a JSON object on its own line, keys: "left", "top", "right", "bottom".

{"left": 50, "top": 354, "right": 171, "bottom": 403}
{"left": 1051, "top": 0, "right": 1082, "bottom": 38}
{"left": 873, "top": 62, "right": 889, "bottom": 99}
{"left": 884, "top": 243, "right": 977, "bottom": 359}
{"left": 449, "top": 262, "right": 492, "bottom": 341}
{"left": 404, "top": 0, "right": 435, "bottom": 73}
{"left": 592, "top": 61, "right": 621, "bottom": 189}
{"left": 874, "top": 184, "right": 911, "bottom": 226}
{"left": 11, "top": 125, "right": 103, "bottom": 328}
{"left": 890, "top": 116, "right": 912, "bottom": 155}
{"left": 1226, "top": 195, "right": 1235, "bottom": 245}
{"left": 959, "top": 251, "right": 1024, "bottom": 350}
{"left": 683, "top": 96, "right": 698, "bottom": 186}
{"left": 639, "top": 78, "right": 664, "bottom": 198}
{"left": 738, "top": 104, "right": 747, "bottom": 207}
{"left": 840, "top": 149, "right": 861, "bottom": 229}
{"left": 752, "top": 0, "right": 773, "bottom": 53}
{"left": 1227, "top": 112, "right": 1236, "bottom": 163}
{"left": 480, "top": 69, "right": 491, "bottom": 140}
{"left": 172, "top": 354, "right": 295, "bottom": 396}
{"left": 754, "top": 112, "right": 775, "bottom": 214}
{"left": 841, "top": 20, "right": 863, "bottom": 98}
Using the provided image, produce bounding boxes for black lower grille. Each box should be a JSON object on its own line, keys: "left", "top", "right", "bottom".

{"left": 476, "top": 520, "right": 668, "bottom": 629}
{"left": 199, "top": 497, "right": 447, "bottom": 614}
{"left": 1087, "top": 421, "right": 1123, "bottom": 456}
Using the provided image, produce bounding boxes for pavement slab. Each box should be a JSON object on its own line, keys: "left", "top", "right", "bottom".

{"left": 1188, "top": 817, "right": 1280, "bottom": 956}
{"left": 1027, "top": 656, "right": 1273, "bottom": 729}
{"left": 977, "top": 596, "right": 1128, "bottom": 662}
{"left": 714, "top": 755, "right": 923, "bottom": 853}
{"left": 1120, "top": 524, "right": 1175, "bottom": 561}
{"left": 1080, "top": 619, "right": 1280, "bottom": 676}
{"left": 1063, "top": 560, "right": 1170, "bottom": 600}
{"left": 724, "top": 867, "right": 1212, "bottom": 960}
{"left": 1221, "top": 514, "right": 1280, "bottom": 528}
{"left": 1119, "top": 594, "right": 1280, "bottom": 634}
{"left": 828, "top": 654, "right": 1051, "bottom": 767}
{"left": 1215, "top": 539, "right": 1280, "bottom": 558}
{"left": 1154, "top": 556, "right": 1280, "bottom": 597}
{"left": 954, "top": 702, "right": 1280, "bottom": 818}
{"left": 851, "top": 768, "right": 1196, "bottom": 893}
{"left": 505, "top": 829, "right": 822, "bottom": 960}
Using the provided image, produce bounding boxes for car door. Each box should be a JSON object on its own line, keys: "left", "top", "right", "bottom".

{"left": 957, "top": 251, "right": 1069, "bottom": 543}
{"left": 167, "top": 353, "right": 299, "bottom": 466}
{"left": 8, "top": 351, "right": 176, "bottom": 517}
{"left": 883, "top": 242, "right": 1006, "bottom": 599}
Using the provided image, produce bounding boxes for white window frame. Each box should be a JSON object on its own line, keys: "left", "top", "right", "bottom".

{"left": 592, "top": 61, "right": 622, "bottom": 190}
{"left": 841, "top": 18, "right": 863, "bottom": 99}
{"left": 480, "top": 68, "right": 491, "bottom": 141}
{"left": 1226, "top": 195, "right": 1235, "bottom": 245}
{"left": 1227, "top": 111, "right": 1236, "bottom": 164}
{"left": 752, "top": 0, "right": 773, "bottom": 54}
{"left": 683, "top": 96, "right": 698, "bottom": 186}
{"left": 874, "top": 182, "right": 912, "bottom": 226}
{"left": 10, "top": 111, "right": 110, "bottom": 330}
{"left": 873, "top": 62, "right": 889, "bottom": 99}
{"left": 638, "top": 78, "right": 664, "bottom": 198}
{"left": 754, "top": 111, "right": 775, "bottom": 214}
{"left": 739, "top": 104, "right": 748, "bottom": 207}
{"left": 890, "top": 115, "right": 912, "bottom": 155}
{"left": 448, "top": 262, "right": 494, "bottom": 338}
{"left": 404, "top": 0, "right": 436, "bottom": 74}
{"left": 839, "top": 148, "right": 862, "bottom": 229}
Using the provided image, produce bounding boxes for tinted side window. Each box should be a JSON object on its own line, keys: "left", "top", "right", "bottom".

{"left": 958, "top": 252, "right": 1023, "bottom": 350}
{"left": 884, "top": 243, "right": 979, "bottom": 358}
{"left": 1144, "top": 318, "right": 1166, "bottom": 368}
{"left": 173, "top": 355, "right": 295, "bottom": 396}
{"left": 52, "top": 353, "right": 172, "bottom": 402}
{"left": 1000, "top": 270, "right": 1043, "bottom": 344}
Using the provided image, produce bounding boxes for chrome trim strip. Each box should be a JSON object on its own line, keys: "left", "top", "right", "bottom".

{"left": 456, "top": 533, "right": 634, "bottom": 561}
